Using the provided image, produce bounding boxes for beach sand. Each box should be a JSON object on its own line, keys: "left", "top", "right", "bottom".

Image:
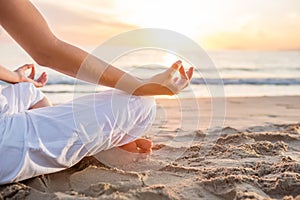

{"left": 1, "top": 96, "right": 300, "bottom": 200}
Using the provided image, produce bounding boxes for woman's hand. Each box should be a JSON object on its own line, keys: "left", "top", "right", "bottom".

{"left": 15, "top": 64, "right": 48, "bottom": 87}
{"left": 0, "top": 1, "right": 191, "bottom": 94}
{"left": 134, "top": 61, "right": 194, "bottom": 96}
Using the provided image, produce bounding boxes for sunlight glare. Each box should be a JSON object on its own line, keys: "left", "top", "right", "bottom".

{"left": 114, "top": 0, "right": 224, "bottom": 38}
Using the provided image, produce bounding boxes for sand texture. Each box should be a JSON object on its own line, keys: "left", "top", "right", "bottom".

{"left": 1, "top": 96, "right": 300, "bottom": 200}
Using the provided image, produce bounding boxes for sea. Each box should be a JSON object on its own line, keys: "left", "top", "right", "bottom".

{"left": 1, "top": 43, "right": 300, "bottom": 104}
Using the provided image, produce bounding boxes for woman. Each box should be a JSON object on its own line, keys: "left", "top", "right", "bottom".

{"left": 0, "top": 0, "right": 193, "bottom": 184}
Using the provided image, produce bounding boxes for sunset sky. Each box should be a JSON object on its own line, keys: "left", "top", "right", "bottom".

{"left": 1, "top": 0, "right": 300, "bottom": 50}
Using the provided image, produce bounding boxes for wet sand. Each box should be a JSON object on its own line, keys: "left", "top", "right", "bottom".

{"left": 1, "top": 96, "right": 300, "bottom": 200}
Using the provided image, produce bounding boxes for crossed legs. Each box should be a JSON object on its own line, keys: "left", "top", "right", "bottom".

{"left": 5, "top": 83, "right": 154, "bottom": 154}
{"left": 0, "top": 83, "right": 156, "bottom": 184}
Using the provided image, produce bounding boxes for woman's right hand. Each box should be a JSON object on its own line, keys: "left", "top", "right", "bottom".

{"left": 134, "top": 61, "right": 194, "bottom": 96}
{"left": 14, "top": 64, "right": 48, "bottom": 87}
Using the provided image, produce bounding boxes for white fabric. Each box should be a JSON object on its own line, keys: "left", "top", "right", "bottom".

{"left": 0, "top": 83, "right": 45, "bottom": 116}
{"left": 0, "top": 85, "right": 9, "bottom": 115}
{"left": 0, "top": 83, "right": 156, "bottom": 184}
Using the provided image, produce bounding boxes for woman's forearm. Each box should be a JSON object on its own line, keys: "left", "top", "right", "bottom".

{"left": 0, "top": 0, "right": 193, "bottom": 95}
{"left": 44, "top": 40, "right": 144, "bottom": 93}
{"left": 0, "top": 64, "right": 48, "bottom": 87}
{"left": 0, "top": 65, "right": 20, "bottom": 84}
{"left": 0, "top": 0, "right": 143, "bottom": 94}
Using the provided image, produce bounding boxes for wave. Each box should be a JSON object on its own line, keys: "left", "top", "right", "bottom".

{"left": 2, "top": 76, "right": 299, "bottom": 87}
{"left": 191, "top": 78, "right": 300, "bottom": 85}
{"left": 43, "top": 77, "right": 300, "bottom": 86}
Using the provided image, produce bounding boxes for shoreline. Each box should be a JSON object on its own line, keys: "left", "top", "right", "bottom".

{"left": 155, "top": 95, "right": 300, "bottom": 130}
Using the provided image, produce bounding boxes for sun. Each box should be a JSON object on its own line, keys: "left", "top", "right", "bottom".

{"left": 113, "top": 0, "right": 222, "bottom": 38}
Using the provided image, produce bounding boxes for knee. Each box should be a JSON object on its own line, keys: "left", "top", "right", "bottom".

{"left": 18, "top": 82, "right": 37, "bottom": 95}
{"left": 134, "top": 96, "right": 156, "bottom": 126}
{"left": 140, "top": 97, "right": 156, "bottom": 115}
{"left": 116, "top": 96, "right": 156, "bottom": 144}
{"left": 18, "top": 82, "right": 45, "bottom": 107}
{"left": 13, "top": 82, "right": 34, "bottom": 92}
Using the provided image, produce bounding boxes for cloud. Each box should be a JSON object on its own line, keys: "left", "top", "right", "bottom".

{"left": 2, "top": 0, "right": 300, "bottom": 49}
{"left": 198, "top": 0, "right": 300, "bottom": 50}
{"left": 31, "top": 1, "right": 138, "bottom": 45}
{"left": 202, "top": 14, "right": 300, "bottom": 50}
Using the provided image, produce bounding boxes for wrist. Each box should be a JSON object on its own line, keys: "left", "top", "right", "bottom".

{"left": 132, "top": 78, "right": 149, "bottom": 96}
{"left": 113, "top": 74, "right": 147, "bottom": 96}
{"left": 133, "top": 80, "right": 175, "bottom": 96}
{"left": 13, "top": 71, "right": 23, "bottom": 83}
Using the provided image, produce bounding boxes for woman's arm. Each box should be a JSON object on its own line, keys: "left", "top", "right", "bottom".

{"left": 0, "top": 65, "right": 21, "bottom": 84}
{"left": 0, "top": 64, "right": 47, "bottom": 87}
{"left": 0, "top": 0, "right": 193, "bottom": 95}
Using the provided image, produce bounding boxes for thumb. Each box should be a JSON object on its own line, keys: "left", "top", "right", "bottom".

{"left": 25, "top": 77, "right": 43, "bottom": 88}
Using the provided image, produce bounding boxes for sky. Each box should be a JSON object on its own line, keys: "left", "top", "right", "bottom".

{"left": 1, "top": 0, "right": 300, "bottom": 50}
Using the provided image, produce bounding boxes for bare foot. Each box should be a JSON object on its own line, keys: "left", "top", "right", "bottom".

{"left": 93, "top": 138, "right": 153, "bottom": 168}
{"left": 118, "top": 138, "right": 153, "bottom": 154}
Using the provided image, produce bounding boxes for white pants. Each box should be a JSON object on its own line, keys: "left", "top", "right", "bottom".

{"left": 0, "top": 83, "right": 156, "bottom": 184}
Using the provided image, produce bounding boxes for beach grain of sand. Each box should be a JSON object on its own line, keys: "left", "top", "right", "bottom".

{"left": 1, "top": 96, "right": 300, "bottom": 200}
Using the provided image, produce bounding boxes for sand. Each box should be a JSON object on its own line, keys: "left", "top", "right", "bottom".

{"left": 1, "top": 96, "right": 300, "bottom": 200}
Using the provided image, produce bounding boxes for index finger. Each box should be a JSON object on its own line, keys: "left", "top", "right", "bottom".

{"left": 169, "top": 60, "right": 182, "bottom": 76}
{"left": 16, "top": 64, "right": 31, "bottom": 72}
{"left": 186, "top": 67, "right": 194, "bottom": 80}
{"left": 22, "top": 64, "right": 34, "bottom": 70}
{"left": 28, "top": 65, "right": 36, "bottom": 79}
{"left": 179, "top": 65, "right": 188, "bottom": 79}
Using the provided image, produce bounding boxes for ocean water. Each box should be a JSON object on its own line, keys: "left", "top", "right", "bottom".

{"left": 0, "top": 43, "right": 299, "bottom": 103}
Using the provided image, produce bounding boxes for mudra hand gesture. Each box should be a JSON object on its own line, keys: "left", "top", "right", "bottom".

{"left": 0, "top": 1, "right": 193, "bottom": 95}
{"left": 14, "top": 64, "right": 48, "bottom": 88}
{"left": 136, "top": 60, "right": 194, "bottom": 95}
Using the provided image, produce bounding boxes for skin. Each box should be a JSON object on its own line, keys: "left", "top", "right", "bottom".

{"left": 0, "top": 64, "right": 52, "bottom": 108}
{"left": 0, "top": 64, "right": 48, "bottom": 87}
{"left": 119, "top": 138, "right": 153, "bottom": 154}
{"left": 30, "top": 96, "right": 52, "bottom": 109}
{"left": 0, "top": 64, "right": 149, "bottom": 153}
{"left": 0, "top": 0, "right": 193, "bottom": 96}
{"left": 0, "top": 0, "right": 194, "bottom": 154}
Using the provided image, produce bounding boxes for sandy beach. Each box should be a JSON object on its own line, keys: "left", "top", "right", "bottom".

{"left": 1, "top": 95, "right": 300, "bottom": 200}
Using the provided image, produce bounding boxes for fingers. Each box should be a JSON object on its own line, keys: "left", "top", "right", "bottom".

{"left": 173, "top": 66, "right": 193, "bottom": 83}
{"left": 27, "top": 64, "right": 35, "bottom": 79}
{"left": 20, "top": 64, "right": 34, "bottom": 71}
{"left": 179, "top": 66, "right": 194, "bottom": 81}
{"left": 186, "top": 67, "right": 194, "bottom": 80}
{"left": 169, "top": 61, "right": 193, "bottom": 81}
{"left": 36, "top": 72, "right": 48, "bottom": 87}
{"left": 17, "top": 64, "right": 48, "bottom": 88}
{"left": 173, "top": 77, "right": 179, "bottom": 83}
{"left": 169, "top": 60, "right": 182, "bottom": 76}
{"left": 179, "top": 65, "right": 188, "bottom": 79}
{"left": 172, "top": 67, "right": 194, "bottom": 91}
{"left": 16, "top": 64, "right": 35, "bottom": 79}
{"left": 15, "top": 64, "right": 30, "bottom": 72}
{"left": 22, "top": 64, "right": 33, "bottom": 69}
{"left": 165, "top": 61, "right": 194, "bottom": 94}
{"left": 26, "top": 72, "right": 47, "bottom": 88}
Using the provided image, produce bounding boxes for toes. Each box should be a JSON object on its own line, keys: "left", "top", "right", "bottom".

{"left": 119, "top": 142, "right": 139, "bottom": 153}
{"left": 118, "top": 138, "right": 153, "bottom": 154}
{"left": 135, "top": 138, "right": 153, "bottom": 150}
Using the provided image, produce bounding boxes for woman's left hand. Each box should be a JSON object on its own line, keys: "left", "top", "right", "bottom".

{"left": 134, "top": 60, "right": 194, "bottom": 96}
{"left": 15, "top": 64, "right": 48, "bottom": 87}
